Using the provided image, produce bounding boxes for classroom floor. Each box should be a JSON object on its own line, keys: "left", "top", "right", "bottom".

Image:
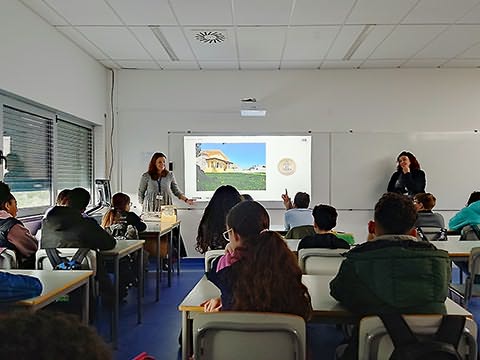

{"left": 91, "top": 260, "right": 480, "bottom": 360}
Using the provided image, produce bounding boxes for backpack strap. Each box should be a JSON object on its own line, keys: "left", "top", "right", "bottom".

{"left": 471, "top": 224, "right": 480, "bottom": 240}
{"left": 45, "top": 248, "right": 64, "bottom": 268}
{"left": 380, "top": 314, "right": 418, "bottom": 348}
{"left": 45, "top": 248, "right": 90, "bottom": 270}
{"left": 71, "top": 248, "right": 90, "bottom": 264}
{"left": 0, "top": 218, "right": 22, "bottom": 248}
{"left": 417, "top": 227, "right": 428, "bottom": 241}
{"left": 434, "top": 315, "right": 466, "bottom": 348}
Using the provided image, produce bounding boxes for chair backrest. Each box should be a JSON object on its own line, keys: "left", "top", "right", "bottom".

{"left": 36, "top": 248, "right": 97, "bottom": 275}
{"left": 358, "top": 315, "right": 477, "bottom": 360}
{"left": 204, "top": 250, "right": 224, "bottom": 272}
{"left": 297, "top": 248, "right": 346, "bottom": 275}
{"left": 0, "top": 249, "right": 17, "bottom": 269}
{"left": 285, "top": 225, "right": 315, "bottom": 239}
{"left": 416, "top": 227, "right": 448, "bottom": 241}
{"left": 193, "top": 312, "right": 306, "bottom": 360}
{"left": 460, "top": 225, "right": 480, "bottom": 240}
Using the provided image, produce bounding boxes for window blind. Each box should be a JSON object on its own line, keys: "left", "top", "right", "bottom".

{"left": 56, "top": 119, "right": 93, "bottom": 192}
{"left": 3, "top": 105, "right": 53, "bottom": 209}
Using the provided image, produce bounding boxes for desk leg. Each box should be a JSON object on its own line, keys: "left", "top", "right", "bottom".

{"left": 168, "top": 230, "right": 172, "bottom": 287}
{"left": 182, "top": 311, "right": 192, "bottom": 360}
{"left": 81, "top": 280, "right": 90, "bottom": 325}
{"left": 113, "top": 257, "right": 119, "bottom": 349}
{"left": 138, "top": 249, "right": 143, "bottom": 324}
{"left": 156, "top": 233, "right": 161, "bottom": 302}
{"left": 177, "top": 224, "right": 181, "bottom": 275}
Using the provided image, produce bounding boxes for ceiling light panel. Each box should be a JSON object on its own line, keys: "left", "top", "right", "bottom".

{"left": 44, "top": 0, "right": 122, "bottom": 25}
{"left": 237, "top": 27, "right": 287, "bottom": 60}
{"left": 56, "top": 26, "right": 108, "bottom": 59}
{"left": 290, "top": 0, "right": 355, "bottom": 25}
{"left": 326, "top": 25, "right": 365, "bottom": 59}
{"left": 19, "top": 0, "right": 68, "bottom": 25}
{"left": 130, "top": 27, "right": 171, "bottom": 60}
{"left": 234, "top": 0, "right": 292, "bottom": 25}
{"left": 76, "top": 27, "right": 151, "bottom": 59}
{"left": 283, "top": 26, "right": 339, "bottom": 60}
{"left": 414, "top": 25, "right": 480, "bottom": 59}
{"left": 369, "top": 25, "right": 447, "bottom": 59}
{"left": 104, "top": 0, "right": 177, "bottom": 25}
{"left": 346, "top": 25, "right": 395, "bottom": 60}
{"left": 346, "top": 0, "right": 417, "bottom": 24}
{"left": 152, "top": 27, "right": 196, "bottom": 60}
{"left": 402, "top": 0, "right": 479, "bottom": 24}
{"left": 171, "top": 0, "right": 233, "bottom": 26}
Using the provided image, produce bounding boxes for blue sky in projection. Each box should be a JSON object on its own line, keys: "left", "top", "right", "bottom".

{"left": 199, "top": 143, "right": 265, "bottom": 169}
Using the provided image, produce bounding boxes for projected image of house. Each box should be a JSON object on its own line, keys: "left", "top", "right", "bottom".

{"left": 195, "top": 142, "right": 266, "bottom": 191}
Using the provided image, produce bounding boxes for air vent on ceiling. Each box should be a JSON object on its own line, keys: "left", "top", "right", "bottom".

{"left": 194, "top": 30, "right": 226, "bottom": 44}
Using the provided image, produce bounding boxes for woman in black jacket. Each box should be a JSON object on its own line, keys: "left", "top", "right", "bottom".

{"left": 387, "top": 151, "right": 426, "bottom": 197}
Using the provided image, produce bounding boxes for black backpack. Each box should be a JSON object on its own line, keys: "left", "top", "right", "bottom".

{"left": 380, "top": 314, "right": 466, "bottom": 360}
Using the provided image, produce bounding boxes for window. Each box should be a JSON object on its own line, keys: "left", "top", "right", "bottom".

{"left": 3, "top": 105, "right": 53, "bottom": 214}
{"left": 56, "top": 119, "right": 93, "bottom": 193}
{"left": 0, "top": 94, "right": 94, "bottom": 216}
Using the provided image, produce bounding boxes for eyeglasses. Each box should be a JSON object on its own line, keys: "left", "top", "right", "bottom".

{"left": 222, "top": 228, "right": 232, "bottom": 241}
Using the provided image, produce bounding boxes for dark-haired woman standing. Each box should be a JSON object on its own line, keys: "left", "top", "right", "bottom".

{"left": 138, "top": 152, "right": 193, "bottom": 213}
{"left": 387, "top": 151, "right": 426, "bottom": 196}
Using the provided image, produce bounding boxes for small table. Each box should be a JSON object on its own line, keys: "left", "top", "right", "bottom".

{"left": 434, "top": 239, "right": 480, "bottom": 260}
{"left": 98, "top": 239, "right": 145, "bottom": 348}
{"left": 143, "top": 220, "right": 181, "bottom": 295}
{"left": 0, "top": 269, "right": 92, "bottom": 324}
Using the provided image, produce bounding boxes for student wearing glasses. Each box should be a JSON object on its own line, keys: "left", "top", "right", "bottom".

{"left": 202, "top": 201, "right": 312, "bottom": 321}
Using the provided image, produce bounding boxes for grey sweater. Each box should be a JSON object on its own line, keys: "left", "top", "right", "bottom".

{"left": 138, "top": 171, "right": 184, "bottom": 212}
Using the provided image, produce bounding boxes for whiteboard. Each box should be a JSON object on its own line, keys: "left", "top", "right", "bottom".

{"left": 331, "top": 132, "right": 480, "bottom": 210}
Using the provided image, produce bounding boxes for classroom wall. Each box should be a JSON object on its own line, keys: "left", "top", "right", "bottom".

{"left": 116, "top": 69, "right": 480, "bottom": 256}
{"left": 0, "top": 0, "right": 109, "bottom": 177}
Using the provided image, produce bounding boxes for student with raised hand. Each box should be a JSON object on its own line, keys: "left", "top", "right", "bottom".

{"left": 203, "top": 201, "right": 312, "bottom": 321}
{"left": 414, "top": 192, "right": 445, "bottom": 228}
{"left": 0, "top": 181, "right": 38, "bottom": 268}
{"left": 101, "top": 192, "right": 146, "bottom": 237}
{"left": 297, "top": 204, "right": 350, "bottom": 251}
{"left": 195, "top": 185, "right": 243, "bottom": 254}
{"left": 448, "top": 191, "right": 480, "bottom": 231}
{"left": 387, "top": 151, "right": 426, "bottom": 197}
{"left": 281, "top": 190, "right": 313, "bottom": 231}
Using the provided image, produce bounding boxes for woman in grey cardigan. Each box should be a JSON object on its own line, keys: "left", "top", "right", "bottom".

{"left": 138, "top": 152, "right": 194, "bottom": 212}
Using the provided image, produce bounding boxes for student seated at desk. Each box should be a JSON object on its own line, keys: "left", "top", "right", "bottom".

{"left": 0, "top": 181, "right": 38, "bottom": 268}
{"left": 297, "top": 204, "right": 351, "bottom": 251}
{"left": 101, "top": 192, "right": 146, "bottom": 239}
{"left": 448, "top": 191, "right": 480, "bottom": 234}
{"left": 203, "top": 201, "right": 312, "bottom": 321}
{"left": 330, "top": 193, "right": 450, "bottom": 315}
{"left": 330, "top": 193, "right": 451, "bottom": 360}
{"left": 414, "top": 192, "right": 445, "bottom": 228}
{"left": 281, "top": 191, "right": 314, "bottom": 231}
{"left": 195, "top": 185, "right": 243, "bottom": 254}
{"left": 0, "top": 311, "right": 112, "bottom": 360}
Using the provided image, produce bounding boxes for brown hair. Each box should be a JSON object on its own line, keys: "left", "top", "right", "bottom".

{"left": 147, "top": 152, "right": 168, "bottom": 180}
{"left": 227, "top": 201, "right": 312, "bottom": 321}
{"left": 101, "top": 192, "right": 130, "bottom": 228}
{"left": 414, "top": 193, "right": 436, "bottom": 211}
{"left": 396, "top": 151, "right": 421, "bottom": 171}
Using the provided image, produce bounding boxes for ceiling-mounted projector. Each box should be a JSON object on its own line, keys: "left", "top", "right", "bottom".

{"left": 241, "top": 98, "right": 267, "bottom": 117}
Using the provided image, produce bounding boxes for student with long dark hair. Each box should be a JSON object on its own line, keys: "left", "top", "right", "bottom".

{"left": 387, "top": 151, "right": 426, "bottom": 196}
{"left": 195, "top": 185, "right": 243, "bottom": 254}
{"left": 203, "top": 201, "right": 312, "bottom": 321}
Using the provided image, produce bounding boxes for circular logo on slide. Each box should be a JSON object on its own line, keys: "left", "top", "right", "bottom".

{"left": 278, "top": 158, "right": 296, "bottom": 176}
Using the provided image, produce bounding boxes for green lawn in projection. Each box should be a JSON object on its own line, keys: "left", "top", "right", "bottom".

{"left": 197, "top": 172, "right": 266, "bottom": 191}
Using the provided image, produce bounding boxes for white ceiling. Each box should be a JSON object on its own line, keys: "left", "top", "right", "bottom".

{"left": 19, "top": 0, "right": 480, "bottom": 70}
